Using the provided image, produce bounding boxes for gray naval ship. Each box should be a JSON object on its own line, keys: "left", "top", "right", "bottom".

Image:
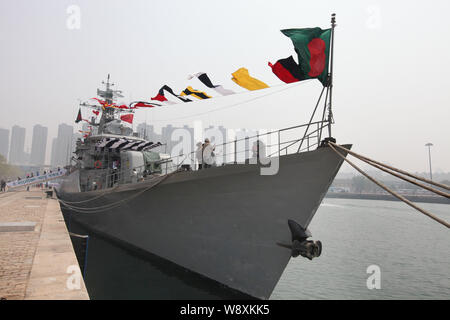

{"left": 57, "top": 75, "right": 351, "bottom": 300}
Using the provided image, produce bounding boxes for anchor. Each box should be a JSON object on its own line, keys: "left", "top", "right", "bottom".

{"left": 278, "top": 220, "right": 322, "bottom": 260}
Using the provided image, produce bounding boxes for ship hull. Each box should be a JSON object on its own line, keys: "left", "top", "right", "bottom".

{"left": 58, "top": 145, "right": 350, "bottom": 299}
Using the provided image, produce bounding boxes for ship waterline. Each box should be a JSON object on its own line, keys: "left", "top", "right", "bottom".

{"left": 58, "top": 144, "right": 350, "bottom": 299}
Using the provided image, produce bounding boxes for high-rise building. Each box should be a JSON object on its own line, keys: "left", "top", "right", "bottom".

{"left": 161, "top": 124, "right": 175, "bottom": 154}
{"left": 137, "top": 123, "right": 161, "bottom": 142}
{"left": 51, "top": 123, "right": 73, "bottom": 167}
{"left": 182, "top": 124, "right": 195, "bottom": 154}
{"left": 0, "top": 128, "right": 9, "bottom": 161}
{"left": 72, "top": 132, "right": 82, "bottom": 154}
{"left": 30, "top": 124, "right": 48, "bottom": 166}
{"left": 8, "top": 125, "right": 26, "bottom": 165}
{"left": 50, "top": 137, "right": 58, "bottom": 168}
{"left": 23, "top": 150, "right": 31, "bottom": 165}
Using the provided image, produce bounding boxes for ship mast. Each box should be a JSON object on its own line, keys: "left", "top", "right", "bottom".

{"left": 327, "top": 13, "right": 336, "bottom": 138}
{"left": 97, "top": 74, "right": 115, "bottom": 134}
{"left": 300, "top": 14, "right": 337, "bottom": 151}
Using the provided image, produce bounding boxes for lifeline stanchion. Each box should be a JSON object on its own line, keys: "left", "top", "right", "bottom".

{"left": 327, "top": 142, "right": 450, "bottom": 229}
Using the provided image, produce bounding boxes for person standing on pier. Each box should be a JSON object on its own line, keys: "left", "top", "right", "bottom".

{"left": 0, "top": 179, "right": 6, "bottom": 192}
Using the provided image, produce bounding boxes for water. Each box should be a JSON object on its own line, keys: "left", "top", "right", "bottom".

{"left": 271, "top": 198, "right": 450, "bottom": 299}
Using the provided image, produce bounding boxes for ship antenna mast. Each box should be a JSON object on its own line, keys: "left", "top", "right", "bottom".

{"left": 327, "top": 13, "right": 336, "bottom": 138}
{"left": 98, "top": 74, "right": 115, "bottom": 134}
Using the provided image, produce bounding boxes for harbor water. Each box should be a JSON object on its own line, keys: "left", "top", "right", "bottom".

{"left": 77, "top": 198, "right": 449, "bottom": 300}
{"left": 272, "top": 198, "right": 450, "bottom": 299}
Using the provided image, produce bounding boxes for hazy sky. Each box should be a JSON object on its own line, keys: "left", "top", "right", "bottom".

{"left": 0, "top": 0, "right": 449, "bottom": 172}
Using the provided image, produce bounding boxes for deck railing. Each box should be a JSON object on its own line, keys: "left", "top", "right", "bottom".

{"left": 81, "top": 119, "right": 330, "bottom": 191}
{"left": 162, "top": 119, "right": 330, "bottom": 174}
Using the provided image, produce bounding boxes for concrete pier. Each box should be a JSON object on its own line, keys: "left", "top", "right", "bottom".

{"left": 0, "top": 189, "right": 89, "bottom": 300}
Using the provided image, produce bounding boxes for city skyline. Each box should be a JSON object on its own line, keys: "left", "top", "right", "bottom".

{"left": 0, "top": 121, "right": 231, "bottom": 167}
{"left": 0, "top": 120, "right": 259, "bottom": 166}
{"left": 1, "top": 119, "right": 448, "bottom": 176}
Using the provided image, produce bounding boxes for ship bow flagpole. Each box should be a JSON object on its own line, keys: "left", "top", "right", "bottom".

{"left": 327, "top": 13, "right": 336, "bottom": 138}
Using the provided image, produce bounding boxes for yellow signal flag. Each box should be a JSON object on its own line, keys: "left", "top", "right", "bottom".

{"left": 231, "top": 68, "right": 269, "bottom": 91}
{"left": 180, "top": 86, "right": 212, "bottom": 100}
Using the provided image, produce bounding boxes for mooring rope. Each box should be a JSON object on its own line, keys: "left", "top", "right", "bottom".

{"left": 59, "top": 185, "right": 119, "bottom": 204}
{"left": 327, "top": 142, "right": 449, "bottom": 229}
{"left": 68, "top": 232, "right": 89, "bottom": 238}
{"left": 59, "top": 176, "right": 167, "bottom": 213}
{"left": 330, "top": 142, "right": 449, "bottom": 191}
{"left": 329, "top": 143, "right": 449, "bottom": 199}
{"left": 58, "top": 171, "right": 178, "bottom": 214}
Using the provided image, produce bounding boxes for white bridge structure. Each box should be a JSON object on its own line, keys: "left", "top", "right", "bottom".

{"left": 6, "top": 169, "right": 67, "bottom": 189}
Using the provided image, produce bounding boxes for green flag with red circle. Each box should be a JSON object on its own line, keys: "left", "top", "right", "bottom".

{"left": 281, "top": 27, "right": 331, "bottom": 86}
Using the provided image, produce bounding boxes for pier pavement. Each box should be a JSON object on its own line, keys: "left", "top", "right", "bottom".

{"left": 0, "top": 188, "right": 89, "bottom": 300}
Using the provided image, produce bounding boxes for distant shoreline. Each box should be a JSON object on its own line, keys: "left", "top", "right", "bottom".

{"left": 325, "top": 192, "right": 450, "bottom": 205}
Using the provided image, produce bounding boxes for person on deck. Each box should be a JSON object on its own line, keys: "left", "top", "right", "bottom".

{"left": 252, "top": 140, "right": 266, "bottom": 159}
{"left": 202, "top": 138, "right": 216, "bottom": 169}
{"left": 131, "top": 168, "right": 138, "bottom": 184}
{"left": 195, "top": 142, "right": 204, "bottom": 170}
{"left": 112, "top": 160, "right": 119, "bottom": 186}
